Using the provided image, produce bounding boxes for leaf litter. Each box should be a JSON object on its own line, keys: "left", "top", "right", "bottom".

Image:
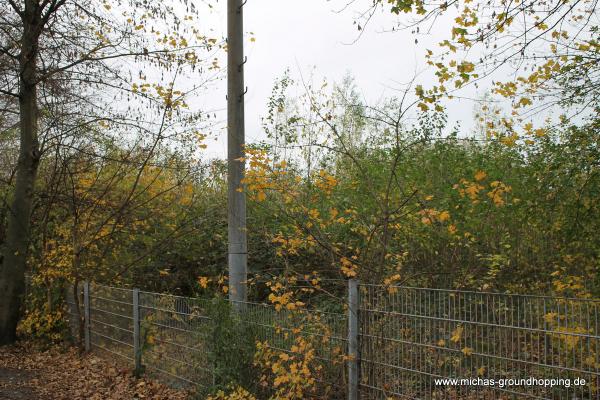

{"left": 0, "top": 342, "right": 189, "bottom": 399}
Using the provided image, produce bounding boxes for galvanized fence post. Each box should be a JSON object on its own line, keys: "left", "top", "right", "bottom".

{"left": 83, "top": 281, "right": 91, "bottom": 352}
{"left": 348, "top": 279, "right": 359, "bottom": 400}
{"left": 133, "top": 288, "right": 142, "bottom": 376}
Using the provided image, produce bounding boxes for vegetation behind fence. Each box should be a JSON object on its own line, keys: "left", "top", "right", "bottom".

{"left": 65, "top": 282, "right": 600, "bottom": 399}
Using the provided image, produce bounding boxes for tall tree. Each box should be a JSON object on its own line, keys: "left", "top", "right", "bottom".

{"left": 0, "top": 0, "right": 55, "bottom": 345}
{"left": 0, "top": 0, "right": 219, "bottom": 343}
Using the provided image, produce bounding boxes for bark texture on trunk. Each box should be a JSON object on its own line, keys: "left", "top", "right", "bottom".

{"left": 0, "top": 1, "right": 42, "bottom": 344}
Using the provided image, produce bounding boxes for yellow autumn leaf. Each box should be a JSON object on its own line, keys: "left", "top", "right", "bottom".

{"left": 534, "top": 128, "right": 546, "bottom": 137}
{"left": 418, "top": 102, "right": 429, "bottom": 112}
{"left": 197, "top": 276, "right": 210, "bottom": 289}
{"left": 450, "top": 325, "right": 463, "bottom": 343}
{"left": 474, "top": 170, "right": 487, "bottom": 181}
{"left": 544, "top": 312, "right": 558, "bottom": 323}
{"left": 273, "top": 375, "right": 288, "bottom": 387}
{"left": 585, "top": 356, "right": 598, "bottom": 368}
{"left": 462, "top": 347, "right": 473, "bottom": 356}
{"left": 438, "top": 211, "right": 450, "bottom": 222}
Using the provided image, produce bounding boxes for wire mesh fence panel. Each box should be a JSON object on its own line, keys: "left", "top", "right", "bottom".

{"left": 233, "top": 299, "right": 349, "bottom": 399}
{"left": 59, "top": 281, "right": 600, "bottom": 399}
{"left": 138, "top": 291, "right": 214, "bottom": 389}
{"left": 359, "top": 284, "right": 600, "bottom": 400}
{"left": 89, "top": 284, "right": 135, "bottom": 362}
{"left": 63, "top": 282, "right": 348, "bottom": 395}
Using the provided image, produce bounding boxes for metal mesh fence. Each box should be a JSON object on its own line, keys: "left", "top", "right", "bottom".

{"left": 359, "top": 284, "right": 600, "bottom": 399}
{"left": 89, "top": 284, "right": 135, "bottom": 362}
{"left": 64, "top": 283, "right": 348, "bottom": 397}
{"left": 63, "top": 282, "right": 600, "bottom": 399}
{"left": 137, "top": 291, "right": 214, "bottom": 388}
{"left": 232, "top": 299, "right": 348, "bottom": 398}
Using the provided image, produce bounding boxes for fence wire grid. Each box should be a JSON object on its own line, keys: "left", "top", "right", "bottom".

{"left": 359, "top": 284, "right": 600, "bottom": 400}
{"left": 65, "top": 283, "right": 348, "bottom": 398}
{"left": 65, "top": 282, "right": 600, "bottom": 399}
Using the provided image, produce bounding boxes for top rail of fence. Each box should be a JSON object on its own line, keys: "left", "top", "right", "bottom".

{"left": 360, "top": 283, "right": 600, "bottom": 302}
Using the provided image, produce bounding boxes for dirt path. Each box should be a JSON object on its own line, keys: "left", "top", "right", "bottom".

{"left": 0, "top": 363, "right": 38, "bottom": 400}
{"left": 0, "top": 342, "right": 189, "bottom": 400}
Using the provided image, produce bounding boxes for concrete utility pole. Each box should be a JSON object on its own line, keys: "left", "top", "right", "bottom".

{"left": 227, "top": 0, "right": 247, "bottom": 305}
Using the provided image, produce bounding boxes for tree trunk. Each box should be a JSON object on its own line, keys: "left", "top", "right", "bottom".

{"left": 0, "top": 2, "right": 41, "bottom": 344}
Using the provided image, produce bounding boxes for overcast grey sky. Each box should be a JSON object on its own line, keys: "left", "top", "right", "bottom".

{"left": 200, "top": 0, "right": 482, "bottom": 158}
